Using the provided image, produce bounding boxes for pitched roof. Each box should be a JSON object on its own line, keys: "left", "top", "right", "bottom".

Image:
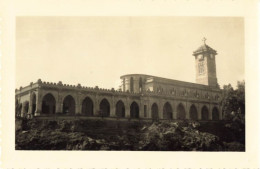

{"left": 193, "top": 44, "right": 217, "bottom": 56}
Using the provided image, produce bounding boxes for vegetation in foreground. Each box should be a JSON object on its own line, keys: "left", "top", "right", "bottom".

{"left": 16, "top": 116, "right": 245, "bottom": 151}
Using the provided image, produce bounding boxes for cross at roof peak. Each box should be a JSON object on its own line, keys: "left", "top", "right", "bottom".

{"left": 202, "top": 37, "right": 207, "bottom": 44}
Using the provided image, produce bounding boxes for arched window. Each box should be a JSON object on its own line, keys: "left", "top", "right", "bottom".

{"left": 189, "top": 104, "right": 198, "bottom": 120}
{"left": 99, "top": 98, "right": 110, "bottom": 117}
{"left": 82, "top": 97, "right": 94, "bottom": 116}
{"left": 62, "top": 95, "right": 76, "bottom": 114}
{"left": 212, "top": 107, "right": 219, "bottom": 120}
{"left": 177, "top": 103, "right": 186, "bottom": 120}
{"left": 201, "top": 106, "right": 209, "bottom": 120}
{"left": 163, "top": 102, "right": 173, "bottom": 119}
{"left": 151, "top": 103, "right": 159, "bottom": 121}
{"left": 130, "top": 101, "right": 139, "bottom": 118}
{"left": 42, "top": 93, "right": 56, "bottom": 114}
{"left": 23, "top": 101, "right": 29, "bottom": 114}
{"left": 116, "top": 100, "right": 125, "bottom": 117}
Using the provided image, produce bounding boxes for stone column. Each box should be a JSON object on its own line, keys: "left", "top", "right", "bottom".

{"left": 55, "top": 93, "right": 62, "bottom": 113}
{"left": 209, "top": 104, "right": 212, "bottom": 120}
{"left": 35, "top": 91, "right": 42, "bottom": 116}
{"left": 21, "top": 102, "right": 25, "bottom": 118}
{"left": 186, "top": 102, "right": 190, "bottom": 120}
{"left": 76, "top": 93, "right": 82, "bottom": 114}
{"left": 219, "top": 106, "right": 223, "bottom": 120}
{"left": 122, "top": 78, "right": 126, "bottom": 92}
{"left": 134, "top": 77, "right": 139, "bottom": 93}
{"left": 159, "top": 102, "right": 164, "bottom": 120}
{"left": 110, "top": 97, "right": 116, "bottom": 117}
{"left": 172, "top": 101, "right": 177, "bottom": 119}
{"left": 76, "top": 103, "right": 81, "bottom": 114}
{"left": 56, "top": 101, "right": 62, "bottom": 114}
{"left": 28, "top": 92, "right": 32, "bottom": 115}
{"left": 124, "top": 78, "right": 130, "bottom": 92}
{"left": 93, "top": 95, "right": 99, "bottom": 116}
{"left": 147, "top": 100, "right": 151, "bottom": 118}
{"left": 125, "top": 97, "right": 130, "bottom": 118}
{"left": 139, "top": 100, "right": 144, "bottom": 118}
{"left": 125, "top": 106, "right": 130, "bottom": 118}
{"left": 198, "top": 103, "right": 202, "bottom": 120}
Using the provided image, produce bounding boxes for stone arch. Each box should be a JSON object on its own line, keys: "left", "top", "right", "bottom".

{"left": 116, "top": 100, "right": 125, "bottom": 117}
{"left": 163, "top": 102, "right": 173, "bottom": 119}
{"left": 201, "top": 105, "right": 209, "bottom": 120}
{"left": 99, "top": 98, "right": 110, "bottom": 117}
{"left": 189, "top": 104, "right": 198, "bottom": 120}
{"left": 130, "top": 101, "right": 139, "bottom": 118}
{"left": 62, "top": 95, "right": 76, "bottom": 114}
{"left": 23, "top": 101, "right": 29, "bottom": 115}
{"left": 42, "top": 93, "right": 56, "bottom": 114}
{"left": 212, "top": 107, "right": 219, "bottom": 120}
{"left": 151, "top": 103, "right": 159, "bottom": 121}
{"left": 81, "top": 96, "right": 94, "bottom": 116}
{"left": 15, "top": 98, "right": 20, "bottom": 116}
{"left": 177, "top": 103, "right": 186, "bottom": 120}
{"left": 130, "top": 77, "right": 134, "bottom": 92}
{"left": 31, "top": 93, "right": 36, "bottom": 116}
{"left": 18, "top": 103, "right": 22, "bottom": 117}
{"left": 41, "top": 90, "right": 58, "bottom": 102}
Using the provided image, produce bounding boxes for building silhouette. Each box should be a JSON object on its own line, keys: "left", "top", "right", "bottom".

{"left": 15, "top": 39, "right": 222, "bottom": 121}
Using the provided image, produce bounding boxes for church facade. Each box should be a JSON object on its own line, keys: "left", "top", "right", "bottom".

{"left": 15, "top": 41, "right": 223, "bottom": 121}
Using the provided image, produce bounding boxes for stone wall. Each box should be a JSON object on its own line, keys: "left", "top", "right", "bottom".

{"left": 16, "top": 78, "right": 222, "bottom": 121}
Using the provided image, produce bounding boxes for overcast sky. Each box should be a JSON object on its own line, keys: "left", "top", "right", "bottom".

{"left": 16, "top": 17, "right": 244, "bottom": 89}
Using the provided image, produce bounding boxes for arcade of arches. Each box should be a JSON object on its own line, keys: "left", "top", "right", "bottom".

{"left": 35, "top": 93, "right": 221, "bottom": 120}
{"left": 17, "top": 91, "right": 221, "bottom": 121}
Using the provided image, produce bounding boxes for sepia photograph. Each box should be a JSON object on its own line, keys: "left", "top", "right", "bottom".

{"left": 1, "top": 0, "right": 259, "bottom": 168}
{"left": 15, "top": 16, "right": 245, "bottom": 151}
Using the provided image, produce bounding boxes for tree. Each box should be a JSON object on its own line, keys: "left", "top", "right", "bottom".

{"left": 236, "top": 80, "right": 245, "bottom": 114}
{"left": 221, "top": 81, "right": 245, "bottom": 120}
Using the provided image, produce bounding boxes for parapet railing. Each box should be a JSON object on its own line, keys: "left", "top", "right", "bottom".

{"left": 15, "top": 79, "right": 222, "bottom": 102}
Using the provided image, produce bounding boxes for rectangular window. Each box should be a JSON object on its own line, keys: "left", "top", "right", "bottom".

{"left": 144, "top": 105, "right": 147, "bottom": 117}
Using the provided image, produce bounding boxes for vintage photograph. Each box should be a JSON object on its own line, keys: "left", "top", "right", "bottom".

{"left": 15, "top": 16, "right": 245, "bottom": 151}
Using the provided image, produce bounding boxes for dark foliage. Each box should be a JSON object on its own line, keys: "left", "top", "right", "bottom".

{"left": 15, "top": 119, "right": 244, "bottom": 151}
{"left": 221, "top": 80, "right": 245, "bottom": 119}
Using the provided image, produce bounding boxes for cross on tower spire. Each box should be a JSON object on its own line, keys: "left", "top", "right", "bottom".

{"left": 202, "top": 37, "right": 207, "bottom": 44}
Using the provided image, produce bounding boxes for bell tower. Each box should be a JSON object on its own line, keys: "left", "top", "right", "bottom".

{"left": 193, "top": 38, "right": 218, "bottom": 87}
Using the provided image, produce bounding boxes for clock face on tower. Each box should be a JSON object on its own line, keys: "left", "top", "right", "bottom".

{"left": 198, "top": 60, "right": 205, "bottom": 74}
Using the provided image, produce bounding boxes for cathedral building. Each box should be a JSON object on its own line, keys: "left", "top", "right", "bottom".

{"left": 15, "top": 39, "right": 223, "bottom": 121}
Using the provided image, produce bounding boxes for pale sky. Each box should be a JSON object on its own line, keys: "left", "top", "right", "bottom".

{"left": 16, "top": 17, "right": 244, "bottom": 89}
